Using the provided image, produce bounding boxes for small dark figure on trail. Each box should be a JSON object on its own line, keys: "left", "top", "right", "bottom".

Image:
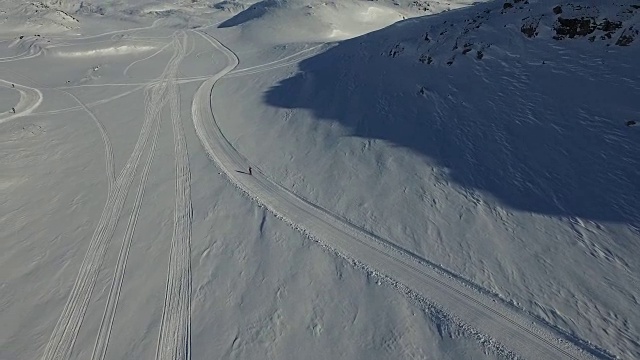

{"left": 11, "top": 107, "right": 15, "bottom": 113}
{"left": 11, "top": 84, "right": 14, "bottom": 88}
{"left": 626, "top": 120, "right": 637, "bottom": 127}
{"left": 249, "top": 167, "right": 252, "bottom": 175}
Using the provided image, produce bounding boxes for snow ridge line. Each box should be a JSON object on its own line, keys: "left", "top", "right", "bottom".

{"left": 155, "top": 31, "right": 193, "bottom": 360}
{"left": 191, "top": 31, "right": 597, "bottom": 360}
{"left": 40, "top": 33, "right": 183, "bottom": 360}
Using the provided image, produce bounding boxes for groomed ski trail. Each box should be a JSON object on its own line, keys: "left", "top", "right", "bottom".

{"left": 155, "top": 31, "right": 193, "bottom": 360}
{"left": 191, "top": 31, "right": 598, "bottom": 360}
{"left": 40, "top": 32, "right": 185, "bottom": 360}
{"left": 0, "top": 78, "right": 43, "bottom": 124}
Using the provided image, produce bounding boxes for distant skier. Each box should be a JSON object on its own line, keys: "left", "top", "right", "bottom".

{"left": 248, "top": 167, "right": 252, "bottom": 175}
{"left": 11, "top": 84, "right": 14, "bottom": 88}
{"left": 11, "top": 107, "right": 15, "bottom": 113}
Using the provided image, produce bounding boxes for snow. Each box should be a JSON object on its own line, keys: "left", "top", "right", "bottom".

{"left": 51, "top": 44, "right": 158, "bottom": 58}
{"left": 1, "top": 0, "right": 638, "bottom": 359}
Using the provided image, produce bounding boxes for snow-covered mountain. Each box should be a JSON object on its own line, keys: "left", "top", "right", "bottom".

{"left": 1, "top": 0, "right": 638, "bottom": 359}
{"left": 219, "top": 0, "right": 640, "bottom": 357}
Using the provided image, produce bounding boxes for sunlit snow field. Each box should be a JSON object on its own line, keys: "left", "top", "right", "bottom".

{"left": 1, "top": 0, "right": 638, "bottom": 359}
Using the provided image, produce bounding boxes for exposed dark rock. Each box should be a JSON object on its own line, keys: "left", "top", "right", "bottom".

{"left": 616, "top": 27, "right": 638, "bottom": 46}
{"left": 598, "top": 19, "right": 622, "bottom": 32}
{"left": 389, "top": 44, "right": 404, "bottom": 57}
{"left": 553, "top": 5, "right": 562, "bottom": 15}
{"left": 554, "top": 17, "right": 596, "bottom": 39}
{"left": 419, "top": 54, "right": 433, "bottom": 64}
{"left": 616, "top": 34, "right": 634, "bottom": 45}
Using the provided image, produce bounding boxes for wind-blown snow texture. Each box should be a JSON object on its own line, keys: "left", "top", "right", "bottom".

{"left": 1, "top": 0, "right": 639, "bottom": 359}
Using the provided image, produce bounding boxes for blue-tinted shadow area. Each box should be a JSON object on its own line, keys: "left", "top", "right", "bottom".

{"left": 263, "top": 14, "right": 640, "bottom": 225}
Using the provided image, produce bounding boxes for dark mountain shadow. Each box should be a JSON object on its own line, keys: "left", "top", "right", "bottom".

{"left": 263, "top": 8, "right": 640, "bottom": 225}
{"left": 218, "top": 0, "right": 273, "bottom": 28}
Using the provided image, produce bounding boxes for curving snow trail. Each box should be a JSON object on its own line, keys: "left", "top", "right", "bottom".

{"left": 0, "top": 79, "right": 43, "bottom": 124}
{"left": 191, "top": 31, "right": 597, "bottom": 360}
{"left": 225, "top": 44, "right": 327, "bottom": 78}
{"left": 63, "top": 91, "right": 116, "bottom": 195}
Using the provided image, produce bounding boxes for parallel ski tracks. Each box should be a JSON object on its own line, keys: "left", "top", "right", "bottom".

{"left": 155, "top": 31, "right": 193, "bottom": 360}
{"left": 192, "top": 31, "right": 597, "bottom": 360}
{"left": 40, "top": 32, "right": 186, "bottom": 360}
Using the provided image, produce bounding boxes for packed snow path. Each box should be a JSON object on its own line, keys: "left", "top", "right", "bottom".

{"left": 0, "top": 78, "right": 42, "bottom": 124}
{"left": 40, "top": 32, "right": 190, "bottom": 360}
{"left": 155, "top": 31, "right": 193, "bottom": 360}
{"left": 192, "top": 31, "right": 596, "bottom": 360}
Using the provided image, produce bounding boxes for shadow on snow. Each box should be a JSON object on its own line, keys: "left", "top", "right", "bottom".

{"left": 262, "top": 7, "right": 640, "bottom": 225}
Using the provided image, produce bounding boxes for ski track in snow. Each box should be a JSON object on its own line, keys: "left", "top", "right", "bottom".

{"left": 155, "top": 30, "right": 193, "bottom": 360}
{"left": 123, "top": 42, "right": 172, "bottom": 77}
{"left": 33, "top": 84, "right": 149, "bottom": 117}
{"left": 0, "top": 78, "right": 43, "bottom": 124}
{"left": 46, "top": 19, "right": 163, "bottom": 42}
{"left": 25, "top": 44, "right": 328, "bottom": 119}
{"left": 225, "top": 44, "right": 327, "bottom": 78}
{"left": 63, "top": 91, "right": 116, "bottom": 195}
{"left": 0, "top": 69, "right": 114, "bottom": 191}
{"left": 191, "top": 30, "right": 599, "bottom": 360}
{"left": 39, "top": 32, "right": 185, "bottom": 360}
{"left": 0, "top": 50, "right": 42, "bottom": 63}
{"left": 89, "top": 86, "right": 163, "bottom": 360}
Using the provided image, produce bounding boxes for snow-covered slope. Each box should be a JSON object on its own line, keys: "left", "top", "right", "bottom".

{"left": 215, "top": 0, "right": 640, "bottom": 358}
{"left": 1, "top": 0, "right": 639, "bottom": 359}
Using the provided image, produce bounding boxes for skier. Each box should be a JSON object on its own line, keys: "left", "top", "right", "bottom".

{"left": 11, "top": 107, "right": 15, "bottom": 113}
{"left": 248, "top": 167, "right": 252, "bottom": 175}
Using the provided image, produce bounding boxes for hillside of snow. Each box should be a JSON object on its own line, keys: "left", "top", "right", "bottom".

{"left": 215, "top": 0, "right": 640, "bottom": 357}
{"left": 1, "top": 0, "right": 639, "bottom": 359}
